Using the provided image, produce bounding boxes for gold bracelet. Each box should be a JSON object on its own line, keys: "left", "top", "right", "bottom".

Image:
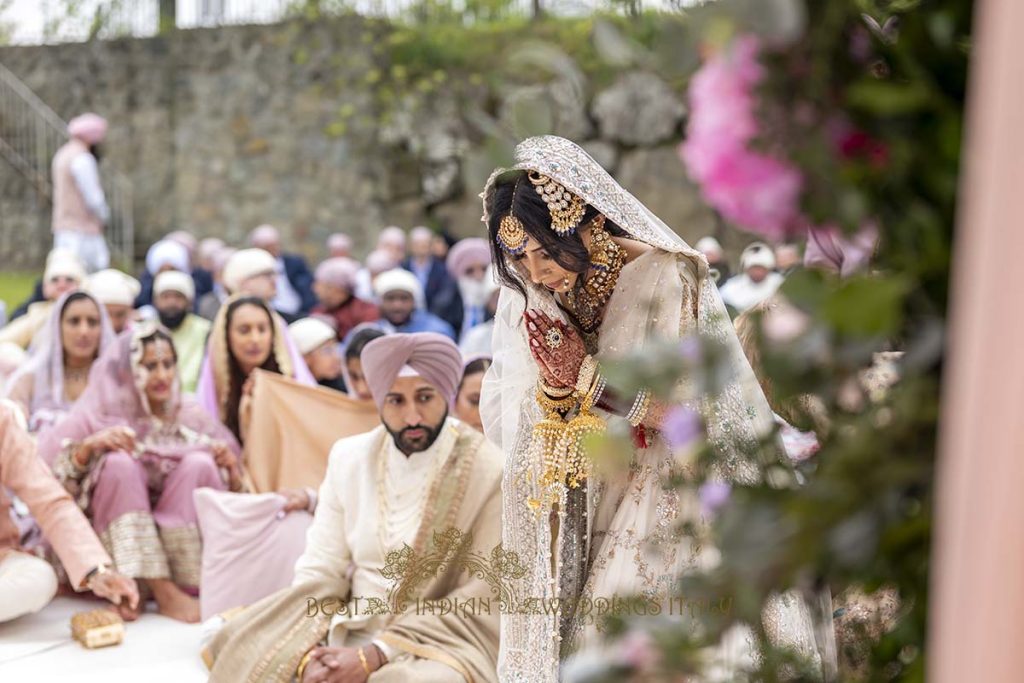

{"left": 575, "top": 355, "right": 598, "bottom": 396}
{"left": 536, "top": 387, "right": 577, "bottom": 414}
{"left": 539, "top": 379, "right": 574, "bottom": 398}
{"left": 357, "top": 647, "right": 371, "bottom": 675}
{"left": 296, "top": 649, "right": 315, "bottom": 680}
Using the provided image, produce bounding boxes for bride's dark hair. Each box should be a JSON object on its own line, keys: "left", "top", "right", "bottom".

{"left": 485, "top": 169, "right": 627, "bottom": 300}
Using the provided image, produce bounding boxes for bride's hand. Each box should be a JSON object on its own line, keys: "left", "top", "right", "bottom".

{"left": 525, "top": 310, "right": 586, "bottom": 389}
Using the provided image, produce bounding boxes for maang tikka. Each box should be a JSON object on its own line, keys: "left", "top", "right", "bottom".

{"left": 497, "top": 177, "right": 528, "bottom": 256}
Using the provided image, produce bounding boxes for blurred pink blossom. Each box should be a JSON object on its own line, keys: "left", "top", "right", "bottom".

{"left": 699, "top": 481, "right": 732, "bottom": 518}
{"left": 681, "top": 35, "right": 804, "bottom": 240}
{"left": 616, "top": 629, "right": 660, "bottom": 672}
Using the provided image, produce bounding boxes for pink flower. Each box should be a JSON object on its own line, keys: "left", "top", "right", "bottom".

{"left": 681, "top": 35, "right": 805, "bottom": 240}
{"left": 616, "top": 629, "right": 660, "bottom": 672}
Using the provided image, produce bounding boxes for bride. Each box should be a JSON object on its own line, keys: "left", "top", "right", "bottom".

{"left": 480, "top": 136, "right": 824, "bottom": 681}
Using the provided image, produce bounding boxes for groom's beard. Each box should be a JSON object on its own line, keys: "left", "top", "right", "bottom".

{"left": 385, "top": 409, "right": 447, "bottom": 455}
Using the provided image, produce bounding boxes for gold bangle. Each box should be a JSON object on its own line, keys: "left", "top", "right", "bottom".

{"left": 536, "top": 387, "right": 577, "bottom": 414}
{"left": 539, "top": 379, "right": 574, "bottom": 398}
{"left": 296, "top": 649, "right": 315, "bottom": 680}
{"left": 357, "top": 646, "right": 371, "bottom": 675}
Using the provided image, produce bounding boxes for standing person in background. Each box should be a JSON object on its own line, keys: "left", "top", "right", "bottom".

{"left": 85, "top": 268, "right": 141, "bottom": 334}
{"left": 290, "top": 317, "right": 347, "bottom": 393}
{"left": 248, "top": 225, "right": 317, "bottom": 318}
{"left": 154, "top": 271, "right": 211, "bottom": 394}
{"left": 193, "top": 238, "right": 225, "bottom": 302}
{"left": 446, "top": 238, "right": 492, "bottom": 341}
{"left": 326, "top": 233, "right": 353, "bottom": 259}
{"left": 0, "top": 250, "right": 86, "bottom": 349}
{"left": 431, "top": 232, "right": 452, "bottom": 261}
{"left": 403, "top": 226, "right": 462, "bottom": 335}
{"left": 311, "top": 257, "right": 379, "bottom": 341}
{"left": 51, "top": 113, "right": 110, "bottom": 273}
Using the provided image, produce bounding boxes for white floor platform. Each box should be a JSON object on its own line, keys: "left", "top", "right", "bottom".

{"left": 0, "top": 595, "right": 208, "bottom": 682}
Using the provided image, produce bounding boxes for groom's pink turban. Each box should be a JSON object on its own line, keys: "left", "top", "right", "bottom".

{"left": 361, "top": 332, "right": 463, "bottom": 410}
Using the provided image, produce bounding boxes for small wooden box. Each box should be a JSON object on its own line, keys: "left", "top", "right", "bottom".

{"left": 71, "top": 609, "right": 125, "bottom": 649}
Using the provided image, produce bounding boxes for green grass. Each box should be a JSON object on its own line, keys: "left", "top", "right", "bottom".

{"left": 0, "top": 271, "right": 38, "bottom": 313}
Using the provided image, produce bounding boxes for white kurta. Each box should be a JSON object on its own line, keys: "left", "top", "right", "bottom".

{"left": 719, "top": 271, "right": 785, "bottom": 313}
{"left": 292, "top": 419, "right": 460, "bottom": 651}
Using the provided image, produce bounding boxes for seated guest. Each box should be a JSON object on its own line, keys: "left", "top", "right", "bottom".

{"left": 0, "top": 249, "right": 86, "bottom": 348}
{"left": 204, "top": 332, "right": 502, "bottom": 683}
{"left": 0, "top": 403, "right": 138, "bottom": 623}
{"left": 38, "top": 324, "right": 241, "bottom": 623}
{"left": 222, "top": 246, "right": 305, "bottom": 322}
{"left": 154, "top": 270, "right": 211, "bottom": 394}
{"left": 197, "top": 246, "right": 236, "bottom": 321}
{"left": 374, "top": 269, "right": 456, "bottom": 340}
{"left": 326, "top": 233, "right": 353, "bottom": 259}
{"left": 85, "top": 268, "right": 141, "bottom": 334}
{"left": 249, "top": 224, "right": 317, "bottom": 318}
{"left": 196, "top": 295, "right": 314, "bottom": 445}
{"left": 343, "top": 326, "right": 386, "bottom": 401}
{"left": 453, "top": 356, "right": 491, "bottom": 434}
{"left": 404, "top": 226, "right": 463, "bottom": 335}
{"left": 311, "top": 257, "right": 379, "bottom": 341}
{"left": 376, "top": 225, "right": 407, "bottom": 262}
{"left": 354, "top": 248, "right": 399, "bottom": 303}
{"left": 446, "top": 238, "right": 492, "bottom": 341}
{"left": 458, "top": 269, "right": 499, "bottom": 358}
{"left": 720, "top": 242, "right": 785, "bottom": 315}
{"left": 5, "top": 290, "right": 115, "bottom": 432}
{"left": 290, "top": 317, "right": 346, "bottom": 393}
{"left": 135, "top": 238, "right": 191, "bottom": 308}
{"left": 695, "top": 236, "right": 732, "bottom": 285}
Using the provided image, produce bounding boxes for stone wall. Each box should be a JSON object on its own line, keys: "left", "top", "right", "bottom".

{"left": 0, "top": 16, "right": 723, "bottom": 266}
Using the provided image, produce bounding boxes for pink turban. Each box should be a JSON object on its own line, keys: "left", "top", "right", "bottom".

{"left": 67, "top": 113, "right": 108, "bottom": 145}
{"left": 446, "top": 238, "right": 491, "bottom": 279}
{"left": 315, "top": 257, "right": 360, "bottom": 290}
{"left": 361, "top": 333, "right": 463, "bottom": 410}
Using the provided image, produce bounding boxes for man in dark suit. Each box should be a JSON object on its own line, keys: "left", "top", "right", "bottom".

{"left": 248, "top": 224, "right": 317, "bottom": 317}
{"left": 402, "top": 226, "right": 463, "bottom": 337}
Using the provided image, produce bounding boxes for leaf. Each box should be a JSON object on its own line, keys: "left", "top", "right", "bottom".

{"left": 846, "top": 79, "right": 932, "bottom": 116}
{"left": 822, "top": 275, "right": 911, "bottom": 337}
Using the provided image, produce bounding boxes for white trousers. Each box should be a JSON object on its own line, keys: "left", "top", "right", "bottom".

{"left": 54, "top": 230, "right": 110, "bottom": 273}
{"left": 0, "top": 551, "right": 58, "bottom": 623}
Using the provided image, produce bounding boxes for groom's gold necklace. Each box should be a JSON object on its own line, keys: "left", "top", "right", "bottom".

{"left": 565, "top": 217, "right": 625, "bottom": 335}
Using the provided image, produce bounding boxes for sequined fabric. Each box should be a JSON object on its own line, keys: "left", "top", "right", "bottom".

{"left": 484, "top": 137, "right": 826, "bottom": 682}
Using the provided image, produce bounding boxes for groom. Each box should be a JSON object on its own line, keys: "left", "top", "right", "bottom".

{"left": 205, "top": 332, "right": 504, "bottom": 683}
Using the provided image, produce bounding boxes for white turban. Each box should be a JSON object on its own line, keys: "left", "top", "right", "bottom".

{"left": 44, "top": 249, "right": 87, "bottom": 284}
{"left": 696, "top": 236, "right": 724, "bottom": 257}
{"left": 222, "top": 248, "right": 277, "bottom": 293}
{"left": 154, "top": 270, "right": 196, "bottom": 301}
{"left": 146, "top": 239, "right": 191, "bottom": 275}
{"left": 373, "top": 268, "right": 423, "bottom": 305}
{"left": 740, "top": 242, "right": 777, "bottom": 271}
{"left": 289, "top": 317, "right": 337, "bottom": 356}
{"left": 85, "top": 269, "right": 141, "bottom": 307}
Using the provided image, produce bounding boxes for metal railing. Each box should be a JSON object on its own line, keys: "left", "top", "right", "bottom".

{"left": 0, "top": 61, "right": 134, "bottom": 267}
{"left": 4, "top": 0, "right": 641, "bottom": 44}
